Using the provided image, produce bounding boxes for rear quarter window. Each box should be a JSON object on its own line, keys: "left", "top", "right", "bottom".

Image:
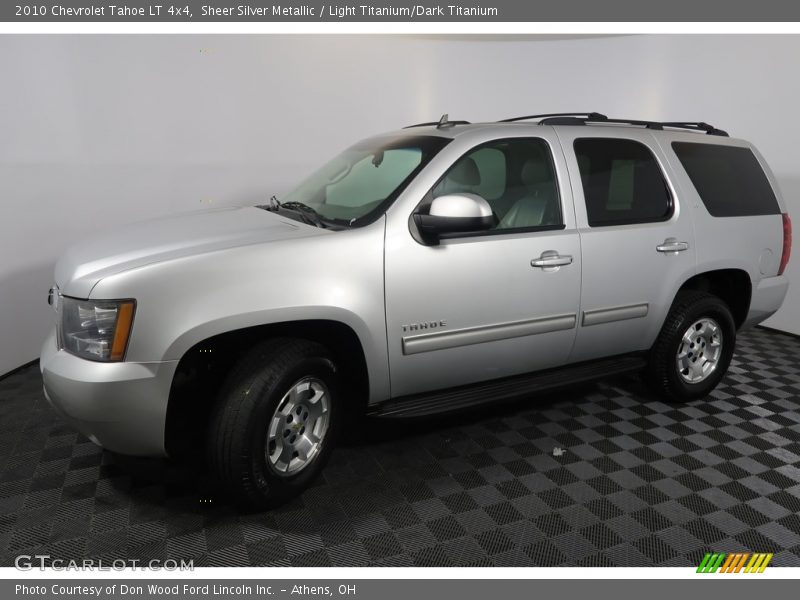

{"left": 672, "top": 142, "right": 780, "bottom": 217}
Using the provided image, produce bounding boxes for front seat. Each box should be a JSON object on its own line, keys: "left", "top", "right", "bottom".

{"left": 498, "top": 159, "right": 556, "bottom": 229}
{"left": 435, "top": 157, "right": 481, "bottom": 196}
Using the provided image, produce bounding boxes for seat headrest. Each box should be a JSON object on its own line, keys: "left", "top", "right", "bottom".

{"left": 521, "top": 159, "right": 550, "bottom": 187}
{"left": 447, "top": 157, "right": 481, "bottom": 186}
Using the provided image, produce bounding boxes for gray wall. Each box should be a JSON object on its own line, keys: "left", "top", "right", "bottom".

{"left": 1, "top": 34, "right": 798, "bottom": 375}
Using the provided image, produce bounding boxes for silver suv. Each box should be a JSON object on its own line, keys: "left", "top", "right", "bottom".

{"left": 40, "top": 112, "right": 792, "bottom": 507}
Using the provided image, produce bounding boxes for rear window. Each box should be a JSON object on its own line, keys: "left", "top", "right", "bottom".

{"left": 672, "top": 142, "right": 780, "bottom": 217}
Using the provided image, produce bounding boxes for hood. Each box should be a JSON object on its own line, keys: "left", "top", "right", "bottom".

{"left": 55, "top": 206, "right": 328, "bottom": 298}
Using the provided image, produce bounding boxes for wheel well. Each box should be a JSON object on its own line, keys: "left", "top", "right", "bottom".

{"left": 677, "top": 269, "right": 752, "bottom": 328}
{"left": 165, "top": 320, "right": 369, "bottom": 458}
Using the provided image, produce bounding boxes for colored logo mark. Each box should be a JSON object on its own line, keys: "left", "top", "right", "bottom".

{"left": 697, "top": 552, "right": 773, "bottom": 573}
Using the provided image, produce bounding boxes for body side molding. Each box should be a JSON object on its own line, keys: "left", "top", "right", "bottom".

{"left": 401, "top": 313, "right": 577, "bottom": 356}
{"left": 582, "top": 303, "right": 649, "bottom": 327}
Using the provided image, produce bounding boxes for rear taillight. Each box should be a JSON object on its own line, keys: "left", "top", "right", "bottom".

{"left": 779, "top": 213, "right": 792, "bottom": 276}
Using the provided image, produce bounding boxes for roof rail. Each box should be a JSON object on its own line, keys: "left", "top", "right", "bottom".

{"left": 498, "top": 112, "right": 608, "bottom": 123}
{"left": 659, "top": 121, "right": 729, "bottom": 136}
{"left": 498, "top": 112, "right": 728, "bottom": 136}
{"left": 537, "top": 114, "right": 729, "bottom": 136}
{"left": 405, "top": 113, "right": 728, "bottom": 136}
{"left": 404, "top": 113, "right": 470, "bottom": 129}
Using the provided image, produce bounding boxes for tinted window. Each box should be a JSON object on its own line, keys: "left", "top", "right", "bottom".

{"left": 432, "top": 138, "right": 562, "bottom": 232}
{"left": 575, "top": 138, "right": 672, "bottom": 226}
{"left": 672, "top": 142, "right": 780, "bottom": 217}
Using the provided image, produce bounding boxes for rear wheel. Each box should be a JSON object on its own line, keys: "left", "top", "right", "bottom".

{"left": 645, "top": 291, "right": 736, "bottom": 402}
{"left": 207, "top": 338, "right": 339, "bottom": 509}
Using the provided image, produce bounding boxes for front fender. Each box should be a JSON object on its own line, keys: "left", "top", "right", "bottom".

{"left": 89, "top": 221, "right": 390, "bottom": 402}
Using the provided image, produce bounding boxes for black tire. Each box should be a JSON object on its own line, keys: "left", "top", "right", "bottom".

{"left": 644, "top": 291, "right": 736, "bottom": 402}
{"left": 207, "top": 338, "right": 339, "bottom": 509}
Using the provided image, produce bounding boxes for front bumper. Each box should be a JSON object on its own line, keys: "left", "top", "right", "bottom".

{"left": 40, "top": 330, "right": 178, "bottom": 456}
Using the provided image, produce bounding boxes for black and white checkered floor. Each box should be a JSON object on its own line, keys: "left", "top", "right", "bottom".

{"left": 1, "top": 327, "right": 799, "bottom": 567}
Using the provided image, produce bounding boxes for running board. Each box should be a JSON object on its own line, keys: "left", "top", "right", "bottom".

{"left": 368, "top": 355, "right": 646, "bottom": 419}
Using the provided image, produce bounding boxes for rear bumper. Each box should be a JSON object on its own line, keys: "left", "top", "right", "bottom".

{"left": 39, "top": 330, "right": 177, "bottom": 456}
{"left": 741, "top": 275, "right": 790, "bottom": 330}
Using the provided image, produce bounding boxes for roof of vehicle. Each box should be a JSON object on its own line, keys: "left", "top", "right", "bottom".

{"left": 398, "top": 112, "right": 731, "bottom": 139}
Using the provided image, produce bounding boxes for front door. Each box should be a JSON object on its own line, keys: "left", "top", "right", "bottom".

{"left": 384, "top": 133, "right": 582, "bottom": 398}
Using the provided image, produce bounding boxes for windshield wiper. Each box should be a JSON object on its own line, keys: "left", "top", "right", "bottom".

{"left": 259, "top": 196, "right": 327, "bottom": 228}
{"left": 277, "top": 200, "right": 329, "bottom": 229}
{"left": 276, "top": 200, "right": 327, "bottom": 227}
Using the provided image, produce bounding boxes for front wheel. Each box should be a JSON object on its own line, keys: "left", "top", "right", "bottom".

{"left": 208, "top": 339, "right": 340, "bottom": 509}
{"left": 644, "top": 291, "right": 736, "bottom": 402}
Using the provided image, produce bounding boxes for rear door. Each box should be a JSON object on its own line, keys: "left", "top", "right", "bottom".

{"left": 556, "top": 128, "right": 697, "bottom": 362}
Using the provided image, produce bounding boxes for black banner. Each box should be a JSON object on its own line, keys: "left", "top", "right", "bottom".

{"left": 4, "top": 0, "right": 800, "bottom": 22}
{"left": 4, "top": 579, "right": 798, "bottom": 600}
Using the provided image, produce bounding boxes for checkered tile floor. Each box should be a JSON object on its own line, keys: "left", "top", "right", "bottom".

{"left": 1, "top": 327, "right": 799, "bottom": 567}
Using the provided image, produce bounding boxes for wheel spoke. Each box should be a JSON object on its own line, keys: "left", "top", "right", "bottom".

{"left": 309, "top": 385, "right": 326, "bottom": 404}
{"left": 307, "top": 429, "right": 321, "bottom": 446}
{"left": 268, "top": 413, "right": 285, "bottom": 441}
{"left": 692, "top": 360, "right": 705, "bottom": 379}
{"left": 303, "top": 431, "right": 323, "bottom": 460}
{"left": 287, "top": 385, "right": 301, "bottom": 405}
{"left": 306, "top": 396, "right": 326, "bottom": 420}
{"left": 278, "top": 439, "right": 294, "bottom": 469}
{"left": 295, "top": 437, "right": 312, "bottom": 461}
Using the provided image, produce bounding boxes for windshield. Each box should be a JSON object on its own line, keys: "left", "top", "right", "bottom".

{"left": 277, "top": 134, "right": 451, "bottom": 227}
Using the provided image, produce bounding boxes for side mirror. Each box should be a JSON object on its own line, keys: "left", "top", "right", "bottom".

{"left": 413, "top": 193, "right": 495, "bottom": 243}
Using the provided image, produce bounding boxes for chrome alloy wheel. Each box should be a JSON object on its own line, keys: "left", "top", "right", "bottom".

{"left": 676, "top": 317, "right": 723, "bottom": 384}
{"left": 266, "top": 377, "right": 331, "bottom": 476}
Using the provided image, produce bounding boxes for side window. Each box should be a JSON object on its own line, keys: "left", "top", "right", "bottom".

{"left": 575, "top": 138, "right": 672, "bottom": 226}
{"left": 468, "top": 147, "right": 506, "bottom": 201}
{"left": 431, "top": 138, "right": 562, "bottom": 233}
{"left": 671, "top": 142, "right": 780, "bottom": 217}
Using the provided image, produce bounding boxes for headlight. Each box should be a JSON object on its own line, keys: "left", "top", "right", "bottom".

{"left": 58, "top": 297, "right": 136, "bottom": 362}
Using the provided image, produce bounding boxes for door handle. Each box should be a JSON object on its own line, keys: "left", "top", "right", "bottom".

{"left": 656, "top": 238, "right": 689, "bottom": 254}
{"left": 531, "top": 251, "right": 573, "bottom": 269}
